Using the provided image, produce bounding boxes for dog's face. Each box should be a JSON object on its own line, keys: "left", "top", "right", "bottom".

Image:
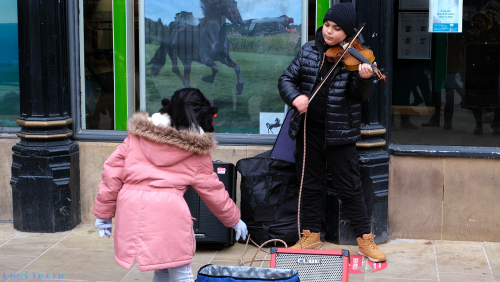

{"left": 196, "top": 106, "right": 218, "bottom": 133}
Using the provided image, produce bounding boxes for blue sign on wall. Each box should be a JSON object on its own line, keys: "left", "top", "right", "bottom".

{"left": 429, "top": 0, "right": 463, "bottom": 33}
{"left": 432, "top": 23, "right": 459, "bottom": 32}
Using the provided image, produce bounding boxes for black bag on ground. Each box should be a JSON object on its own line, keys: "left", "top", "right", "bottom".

{"left": 236, "top": 157, "right": 299, "bottom": 245}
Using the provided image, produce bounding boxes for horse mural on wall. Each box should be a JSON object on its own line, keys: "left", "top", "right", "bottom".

{"left": 148, "top": 0, "right": 245, "bottom": 95}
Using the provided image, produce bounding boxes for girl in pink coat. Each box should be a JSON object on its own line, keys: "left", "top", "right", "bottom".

{"left": 92, "top": 88, "right": 248, "bottom": 282}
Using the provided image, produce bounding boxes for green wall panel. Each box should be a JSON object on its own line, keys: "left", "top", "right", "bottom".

{"left": 317, "top": 0, "right": 330, "bottom": 29}
{"left": 113, "top": 0, "right": 128, "bottom": 130}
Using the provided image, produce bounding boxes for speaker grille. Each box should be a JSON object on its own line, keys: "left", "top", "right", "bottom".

{"left": 274, "top": 253, "right": 344, "bottom": 281}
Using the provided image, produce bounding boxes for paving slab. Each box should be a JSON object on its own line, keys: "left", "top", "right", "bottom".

{"left": 21, "top": 247, "right": 128, "bottom": 281}
{"left": 347, "top": 275, "right": 367, "bottom": 281}
{"left": 212, "top": 242, "right": 269, "bottom": 264}
{"left": 120, "top": 264, "right": 155, "bottom": 282}
{"left": 435, "top": 240, "right": 492, "bottom": 277}
{"left": 0, "top": 229, "right": 71, "bottom": 257}
{"left": 53, "top": 223, "right": 115, "bottom": 251}
{"left": 483, "top": 241, "right": 500, "bottom": 281}
{"left": 0, "top": 256, "right": 35, "bottom": 282}
{"left": 366, "top": 239, "right": 438, "bottom": 280}
{"left": 207, "top": 259, "right": 240, "bottom": 267}
{"left": 0, "top": 224, "right": 17, "bottom": 245}
{"left": 191, "top": 247, "right": 217, "bottom": 265}
{"left": 439, "top": 272, "right": 494, "bottom": 282}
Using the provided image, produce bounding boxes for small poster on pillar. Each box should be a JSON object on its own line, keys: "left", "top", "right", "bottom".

{"left": 398, "top": 12, "right": 432, "bottom": 59}
{"left": 142, "top": 0, "right": 303, "bottom": 134}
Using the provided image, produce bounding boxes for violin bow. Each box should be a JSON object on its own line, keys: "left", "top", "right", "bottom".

{"left": 291, "top": 24, "right": 366, "bottom": 121}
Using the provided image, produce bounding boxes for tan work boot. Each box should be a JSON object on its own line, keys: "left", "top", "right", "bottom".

{"left": 289, "top": 230, "right": 323, "bottom": 249}
{"left": 357, "top": 233, "right": 386, "bottom": 262}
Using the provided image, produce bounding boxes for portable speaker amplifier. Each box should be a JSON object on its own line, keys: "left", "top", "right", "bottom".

{"left": 270, "top": 248, "right": 350, "bottom": 282}
{"left": 184, "top": 161, "right": 236, "bottom": 245}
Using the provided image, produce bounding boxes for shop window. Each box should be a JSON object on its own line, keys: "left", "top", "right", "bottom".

{"left": 82, "top": 0, "right": 115, "bottom": 130}
{"left": 308, "top": 0, "right": 316, "bottom": 41}
{"left": 0, "top": 0, "right": 20, "bottom": 128}
{"left": 137, "top": 0, "right": 304, "bottom": 134}
{"left": 392, "top": 0, "right": 500, "bottom": 147}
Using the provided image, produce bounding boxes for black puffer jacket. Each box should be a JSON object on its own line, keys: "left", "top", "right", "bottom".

{"left": 278, "top": 28, "right": 375, "bottom": 146}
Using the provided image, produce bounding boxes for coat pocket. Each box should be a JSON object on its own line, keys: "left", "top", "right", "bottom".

{"left": 349, "top": 155, "right": 363, "bottom": 190}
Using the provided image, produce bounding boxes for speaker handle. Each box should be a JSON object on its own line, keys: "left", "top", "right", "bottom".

{"left": 342, "top": 249, "right": 350, "bottom": 264}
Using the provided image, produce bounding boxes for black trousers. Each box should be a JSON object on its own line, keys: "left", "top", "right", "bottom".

{"left": 295, "top": 126, "right": 371, "bottom": 238}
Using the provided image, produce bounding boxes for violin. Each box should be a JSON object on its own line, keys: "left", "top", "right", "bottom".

{"left": 325, "top": 34, "right": 386, "bottom": 83}
{"left": 290, "top": 24, "right": 386, "bottom": 120}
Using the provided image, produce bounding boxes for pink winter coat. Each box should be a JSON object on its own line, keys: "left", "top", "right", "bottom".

{"left": 92, "top": 112, "right": 240, "bottom": 271}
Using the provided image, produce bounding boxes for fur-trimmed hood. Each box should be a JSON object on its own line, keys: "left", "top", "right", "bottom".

{"left": 127, "top": 112, "right": 217, "bottom": 166}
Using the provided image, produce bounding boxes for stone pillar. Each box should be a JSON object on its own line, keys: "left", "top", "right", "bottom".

{"left": 324, "top": 0, "right": 390, "bottom": 244}
{"left": 10, "top": 0, "right": 80, "bottom": 232}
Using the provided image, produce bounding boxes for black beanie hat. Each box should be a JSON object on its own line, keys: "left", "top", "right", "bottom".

{"left": 323, "top": 3, "right": 356, "bottom": 38}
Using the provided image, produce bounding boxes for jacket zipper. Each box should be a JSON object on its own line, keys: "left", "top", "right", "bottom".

{"left": 313, "top": 53, "right": 326, "bottom": 95}
{"left": 317, "top": 53, "right": 328, "bottom": 149}
{"left": 324, "top": 73, "right": 340, "bottom": 149}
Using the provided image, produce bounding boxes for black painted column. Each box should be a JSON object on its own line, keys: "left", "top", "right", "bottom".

{"left": 324, "top": 0, "right": 392, "bottom": 244}
{"left": 10, "top": 0, "right": 80, "bottom": 232}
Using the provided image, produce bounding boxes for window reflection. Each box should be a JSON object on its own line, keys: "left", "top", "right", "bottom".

{"left": 392, "top": 0, "right": 500, "bottom": 147}
{"left": 142, "top": 0, "right": 301, "bottom": 134}
{"left": 0, "top": 0, "right": 20, "bottom": 127}
{"left": 462, "top": 9, "right": 500, "bottom": 135}
{"left": 83, "top": 0, "right": 115, "bottom": 130}
{"left": 308, "top": 0, "right": 316, "bottom": 41}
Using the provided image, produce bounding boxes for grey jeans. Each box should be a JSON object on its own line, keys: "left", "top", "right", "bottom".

{"left": 152, "top": 264, "right": 194, "bottom": 282}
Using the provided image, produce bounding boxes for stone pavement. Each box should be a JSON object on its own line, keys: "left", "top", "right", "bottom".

{"left": 1, "top": 222, "right": 500, "bottom": 282}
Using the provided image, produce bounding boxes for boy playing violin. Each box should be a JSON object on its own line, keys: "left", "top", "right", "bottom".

{"left": 278, "top": 3, "right": 386, "bottom": 262}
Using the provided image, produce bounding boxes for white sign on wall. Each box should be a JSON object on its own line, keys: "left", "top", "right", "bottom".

{"left": 429, "top": 0, "right": 463, "bottom": 32}
{"left": 259, "top": 112, "right": 284, "bottom": 135}
{"left": 398, "top": 12, "right": 432, "bottom": 59}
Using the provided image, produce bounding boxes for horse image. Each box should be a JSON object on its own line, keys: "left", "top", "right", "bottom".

{"left": 148, "top": 0, "right": 245, "bottom": 95}
{"left": 266, "top": 117, "right": 281, "bottom": 134}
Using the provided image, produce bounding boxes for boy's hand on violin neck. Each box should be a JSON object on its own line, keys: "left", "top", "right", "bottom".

{"left": 359, "top": 62, "right": 376, "bottom": 79}
{"left": 292, "top": 95, "right": 309, "bottom": 113}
